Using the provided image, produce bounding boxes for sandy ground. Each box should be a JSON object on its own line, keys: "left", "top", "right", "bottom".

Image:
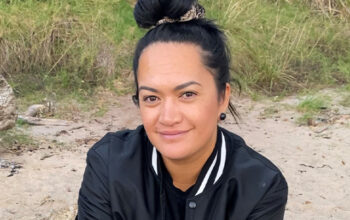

{"left": 0, "top": 92, "right": 349, "bottom": 219}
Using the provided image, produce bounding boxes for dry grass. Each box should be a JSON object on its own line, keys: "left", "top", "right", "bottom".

{"left": 204, "top": 0, "right": 350, "bottom": 95}
{"left": 0, "top": 17, "right": 115, "bottom": 94}
{"left": 0, "top": 0, "right": 349, "bottom": 101}
{"left": 302, "top": 0, "right": 350, "bottom": 18}
{"left": 0, "top": 0, "right": 142, "bottom": 99}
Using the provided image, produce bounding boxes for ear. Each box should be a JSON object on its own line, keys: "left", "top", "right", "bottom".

{"left": 219, "top": 83, "right": 231, "bottom": 113}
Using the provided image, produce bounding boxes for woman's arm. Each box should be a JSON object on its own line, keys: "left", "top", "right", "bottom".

{"left": 77, "top": 147, "right": 113, "bottom": 219}
{"left": 247, "top": 173, "right": 288, "bottom": 220}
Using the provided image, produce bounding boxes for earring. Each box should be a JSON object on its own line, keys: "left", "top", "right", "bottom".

{"left": 220, "top": 113, "right": 226, "bottom": 121}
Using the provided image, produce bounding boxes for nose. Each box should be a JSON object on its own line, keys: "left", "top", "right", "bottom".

{"left": 158, "top": 98, "right": 182, "bottom": 126}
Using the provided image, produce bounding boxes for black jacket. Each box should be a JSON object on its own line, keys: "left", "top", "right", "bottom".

{"left": 77, "top": 125, "right": 288, "bottom": 220}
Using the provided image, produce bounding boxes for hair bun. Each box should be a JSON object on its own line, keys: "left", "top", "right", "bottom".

{"left": 134, "top": 0, "right": 197, "bottom": 28}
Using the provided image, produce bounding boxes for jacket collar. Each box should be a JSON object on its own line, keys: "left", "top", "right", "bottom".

{"left": 151, "top": 130, "right": 227, "bottom": 197}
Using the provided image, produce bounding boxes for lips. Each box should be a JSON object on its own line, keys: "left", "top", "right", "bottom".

{"left": 159, "top": 130, "right": 188, "bottom": 135}
{"left": 157, "top": 129, "right": 190, "bottom": 140}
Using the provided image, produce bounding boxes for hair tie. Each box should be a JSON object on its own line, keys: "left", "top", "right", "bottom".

{"left": 156, "top": 2, "right": 205, "bottom": 26}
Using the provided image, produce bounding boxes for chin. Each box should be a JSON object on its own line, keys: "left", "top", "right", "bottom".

{"left": 156, "top": 142, "right": 194, "bottom": 161}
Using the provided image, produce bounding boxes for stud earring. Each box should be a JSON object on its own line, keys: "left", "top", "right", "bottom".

{"left": 220, "top": 113, "right": 226, "bottom": 121}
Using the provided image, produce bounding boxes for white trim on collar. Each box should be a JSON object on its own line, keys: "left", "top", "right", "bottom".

{"left": 151, "top": 131, "right": 227, "bottom": 195}
{"left": 195, "top": 131, "right": 227, "bottom": 195}
{"left": 214, "top": 132, "right": 227, "bottom": 183}
{"left": 195, "top": 152, "right": 218, "bottom": 196}
{"left": 152, "top": 147, "right": 158, "bottom": 175}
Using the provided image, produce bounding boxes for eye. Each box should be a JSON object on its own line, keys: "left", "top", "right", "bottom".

{"left": 181, "top": 91, "right": 197, "bottom": 99}
{"left": 143, "top": 95, "right": 159, "bottom": 103}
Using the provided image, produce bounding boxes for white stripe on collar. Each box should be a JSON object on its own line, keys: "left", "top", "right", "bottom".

{"left": 195, "top": 152, "right": 218, "bottom": 196}
{"left": 214, "top": 132, "right": 226, "bottom": 183}
{"left": 151, "top": 131, "right": 227, "bottom": 195}
{"left": 152, "top": 147, "right": 158, "bottom": 175}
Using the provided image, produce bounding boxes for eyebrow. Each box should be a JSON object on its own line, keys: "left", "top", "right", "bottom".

{"left": 174, "top": 81, "right": 201, "bottom": 91}
{"left": 138, "top": 86, "right": 158, "bottom": 93}
{"left": 139, "top": 81, "right": 202, "bottom": 93}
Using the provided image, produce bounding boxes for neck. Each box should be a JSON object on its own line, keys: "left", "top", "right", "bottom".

{"left": 162, "top": 129, "right": 218, "bottom": 192}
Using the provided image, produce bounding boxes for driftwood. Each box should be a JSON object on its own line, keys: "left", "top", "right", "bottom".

{"left": 25, "top": 104, "right": 47, "bottom": 117}
{"left": 18, "top": 115, "right": 71, "bottom": 126}
{"left": 24, "top": 102, "right": 55, "bottom": 117}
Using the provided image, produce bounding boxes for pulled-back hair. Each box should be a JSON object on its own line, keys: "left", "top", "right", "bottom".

{"left": 133, "top": 0, "right": 240, "bottom": 121}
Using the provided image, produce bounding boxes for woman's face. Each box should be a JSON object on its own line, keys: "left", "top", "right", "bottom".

{"left": 137, "top": 42, "right": 230, "bottom": 162}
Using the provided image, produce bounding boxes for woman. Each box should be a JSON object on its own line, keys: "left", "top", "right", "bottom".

{"left": 77, "top": 0, "right": 288, "bottom": 219}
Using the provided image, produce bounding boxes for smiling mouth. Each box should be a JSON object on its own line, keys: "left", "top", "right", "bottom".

{"left": 158, "top": 130, "right": 190, "bottom": 140}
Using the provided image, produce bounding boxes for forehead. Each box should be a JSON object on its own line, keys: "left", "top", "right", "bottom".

{"left": 140, "top": 42, "right": 202, "bottom": 62}
{"left": 138, "top": 42, "right": 213, "bottom": 85}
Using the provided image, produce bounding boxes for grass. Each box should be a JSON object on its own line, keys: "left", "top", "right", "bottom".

{"left": 0, "top": 0, "right": 349, "bottom": 108}
{"left": 340, "top": 94, "right": 350, "bottom": 107}
{"left": 296, "top": 94, "right": 331, "bottom": 124}
{"left": 0, "top": 0, "right": 143, "bottom": 100}
{"left": 297, "top": 95, "right": 330, "bottom": 112}
{"left": 0, "top": 127, "right": 36, "bottom": 152}
{"left": 260, "top": 106, "right": 279, "bottom": 118}
{"left": 93, "top": 105, "right": 108, "bottom": 117}
{"left": 203, "top": 0, "right": 350, "bottom": 95}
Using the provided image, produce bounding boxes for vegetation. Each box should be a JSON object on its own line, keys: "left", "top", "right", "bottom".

{"left": 0, "top": 0, "right": 143, "bottom": 100}
{"left": 297, "top": 95, "right": 330, "bottom": 112}
{"left": 204, "top": 0, "right": 350, "bottom": 94}
{"left": 340, "top": 93, "right": 350, "bottom": 107}
{"left": 0, "top": 127, "right": 36, "bottom": 152}
{"left": 296, "top": 94, "right": 331, "bottom": 124}
{"left": 0, "top": 0, "right": 349, "bottom": 102}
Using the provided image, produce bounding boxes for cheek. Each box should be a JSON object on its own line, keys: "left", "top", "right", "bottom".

{"left": 186, "top": 96, "right": 220, "bottom": 126}
{"left": 139, "top": 107, "right": 158, "bottom": 128}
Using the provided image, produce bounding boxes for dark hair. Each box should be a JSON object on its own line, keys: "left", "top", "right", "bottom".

{"left": 133, "top": 0, "right": 240, "bottom": 122}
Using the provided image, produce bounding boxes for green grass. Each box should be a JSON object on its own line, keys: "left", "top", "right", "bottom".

{"left": 203, "top": 0, "right": 350, "bottom": 95}
{"left": 0, "top": 128, "right": 36, "bottom": 152}
{"left": 296, "top": 112, "right": 316, "bottom": 125}
{"left": 260, "top": 106, "right": 279, "bottom": 118}
{"left": 0, "top": 0, "right": 349, "bottom": 105}
{"left": 296, "top": 94, "right": 331, "bottom": 124}
{"left": 340, "top": 94, "right": 350, "bottom": 107}
{"left": 297, "top": 95, "right": 330, "bottom": 112}
{"left": 345, "top": 84, "right": 350, "bottom": 91}
{"left": 0, "top": 0, "right": 143, "bottom": 100}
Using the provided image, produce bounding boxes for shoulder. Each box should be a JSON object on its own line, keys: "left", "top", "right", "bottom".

{"left": 87, "top": 125, "right": 148, "bottom": 163}
{"left": 220, "top": 126, "right": 287, "bottom": 190}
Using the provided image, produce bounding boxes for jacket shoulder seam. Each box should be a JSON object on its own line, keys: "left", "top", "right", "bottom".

{"left": 242, "top": 145, "right": 281, "bottom": 173}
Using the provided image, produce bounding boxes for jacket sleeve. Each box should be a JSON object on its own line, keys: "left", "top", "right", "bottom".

{"left": 77, "top": 147, "right": 113, "bottom": 220}
{"left": 247, "top": 173, "right": 288, "bottom": 220}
